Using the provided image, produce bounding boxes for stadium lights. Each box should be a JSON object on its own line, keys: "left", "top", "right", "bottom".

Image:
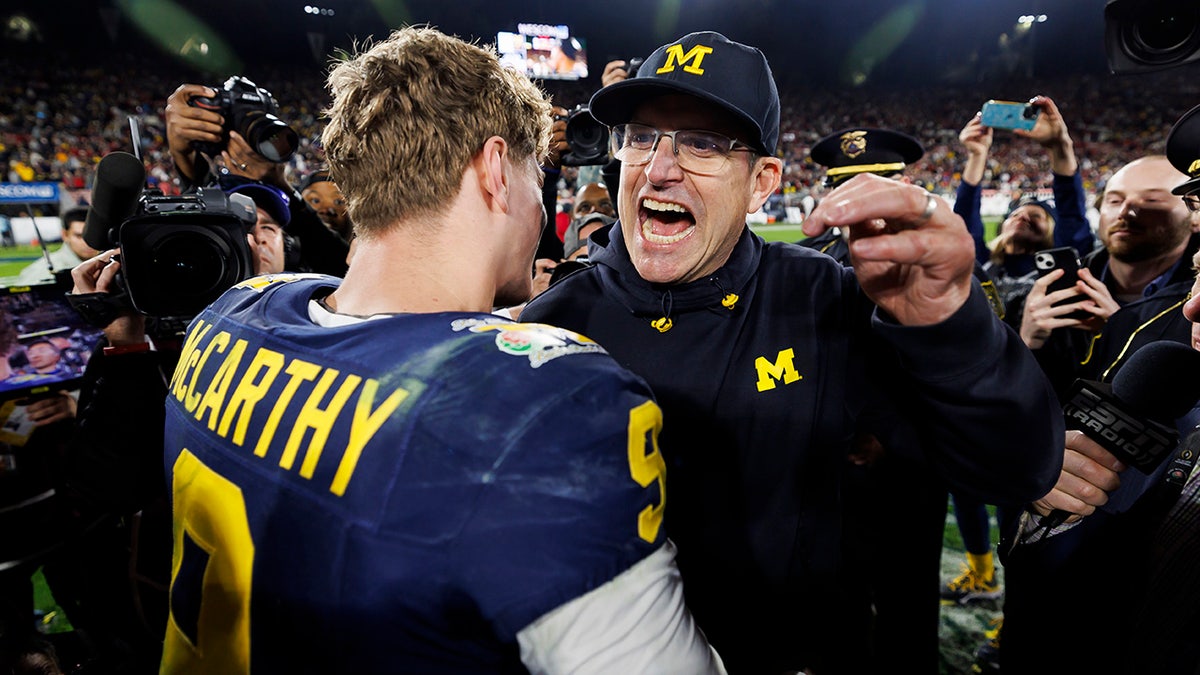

{"left": 304, "top": 5, "right": 336, "bottom": 16}
{"left": 1018, "top": 14, "right": 1048, "bottom": 27}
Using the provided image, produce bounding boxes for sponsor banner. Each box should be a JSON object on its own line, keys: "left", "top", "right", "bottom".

{"left": 0, "top": 183, "right": 60, "bottom": 204}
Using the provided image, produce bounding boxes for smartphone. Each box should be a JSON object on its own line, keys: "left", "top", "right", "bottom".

{"left": 980, "top": 100, "right": 1040, "bottom": 131}
{"left": 0, "top": 283, "right": 107, "bottom": 401}
{"left": 1034, "top": 247, "right": 1089, "bottom": 321}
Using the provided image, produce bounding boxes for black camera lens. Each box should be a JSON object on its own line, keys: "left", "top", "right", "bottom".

{"left": 243, "top": 112, "right": 300, "bottom": 163}
{"left": 1132, "top": 7, "right": 1197, "bottom": 54}
{"left": 1112, "top": 1, "right": 1200, "bottom": 67}
{"left": 562, "top": 106, "right": 611, "bottom": 166}
{"left": 147, "top": 231, "right": 230, "bottom": 299}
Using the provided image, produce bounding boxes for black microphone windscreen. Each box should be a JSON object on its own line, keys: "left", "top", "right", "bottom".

{"left": 1112, "top": 340, "right": 1200, "bottom": 421}
{"left": 84, "top": 152, "right": 145, "bottom": 251}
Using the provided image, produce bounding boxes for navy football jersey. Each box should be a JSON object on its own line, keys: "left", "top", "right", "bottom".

{"left": 161, "top": 274, "right": 668, "bottom": 674}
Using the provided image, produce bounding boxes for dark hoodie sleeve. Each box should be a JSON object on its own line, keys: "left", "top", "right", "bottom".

{"left": 869, "top": 282, "right": 1065, "bottom": 503}
{"left": 58, "top": 345, "right": 176, "bottom": 519}
{"left": 954, "top": 179, "right": 990, "bottom": 267}
{"left": 1051, "top": 170, "right": 1095, "bottom": 258}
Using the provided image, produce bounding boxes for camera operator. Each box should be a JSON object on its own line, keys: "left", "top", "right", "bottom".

{"left": 0, "top": 274, "right": 170, "bottom": 674}
{"left": 225, "top": 182, "right": 293, "bottom": 276}
{"left": 27, "top": 177, "right": 300, "bottom": 671}
{"left": 164, "top": 82, "right": 349, "bottom": 277}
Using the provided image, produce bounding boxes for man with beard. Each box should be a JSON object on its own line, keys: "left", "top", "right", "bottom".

{"left": 1018, "top": 155, "right": 1198, "bottom": 381}
{"left": 998, "top": 152, "right": 1200, "bottom": 673}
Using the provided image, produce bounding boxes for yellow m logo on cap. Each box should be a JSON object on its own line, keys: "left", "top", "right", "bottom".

{"left": 1190, "top": 158, "right": 1200, "bottom": 176}
{"left": 656, "top": 44, "right": 714, "bottom": 75}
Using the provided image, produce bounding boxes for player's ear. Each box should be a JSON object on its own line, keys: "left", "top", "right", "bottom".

{"left": 476, "top": 136, "right": 510, "bottom": 214}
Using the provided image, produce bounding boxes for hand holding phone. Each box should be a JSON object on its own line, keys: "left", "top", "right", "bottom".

{"left": 981, "top": 100, "right": 1041, "bottom": 131}
{"left": 1034, "top": 247, "right": 1089, "bottom": 321}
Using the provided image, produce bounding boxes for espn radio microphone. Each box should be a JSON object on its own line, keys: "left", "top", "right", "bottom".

{"left": 1044, "top": 341, "right": 1200, "bottom": 528}
{"left": 84, "top": 151, "right": 146, "bottom": 251}
{"left": 1064, "top": 340, "right": 1200, "bottom": 473}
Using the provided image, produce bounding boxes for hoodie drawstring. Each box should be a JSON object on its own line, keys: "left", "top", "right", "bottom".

{"left": 649, "top": 279, "right": 738, "bottom": 332}
{"left": 711, "top": 276, "right": 739, "bottom": 311}
{"left": 651, "top": 289, "right": 674, "bottom": 332}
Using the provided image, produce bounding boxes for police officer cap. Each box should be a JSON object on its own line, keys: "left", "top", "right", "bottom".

{"left": 810, "top": 128, "right": 924, "bottom": 187}
{"left": 1167, "top": 103, "right": 1200, "bottom": 196}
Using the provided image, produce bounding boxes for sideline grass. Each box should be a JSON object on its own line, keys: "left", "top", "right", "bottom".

{"left": 753, "top": 216, "right": 1001, "bottom": 246}
{"left": 0, "top": 244, "right": 57, "bottom": 280}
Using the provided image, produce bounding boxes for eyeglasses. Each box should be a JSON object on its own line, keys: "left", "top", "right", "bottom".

{"left": 610, "top": 123, "right": 755, "bottom": 176}
{"left": 1184, "top": 194, "right": 1200, "bottom": 213}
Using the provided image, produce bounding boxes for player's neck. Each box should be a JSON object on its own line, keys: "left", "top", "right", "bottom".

{"left": 331, "top": 235, "right": 491, "bottom": 315}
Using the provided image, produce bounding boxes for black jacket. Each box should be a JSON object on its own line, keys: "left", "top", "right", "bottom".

{"left": 1029, "top": 232, "right": 1200, "bottom": 398}
{"left": 522, "top": 223, "right": 1063, "bottom": 674}
{"left": 1000, "top": 233, "right": 1200, "bottom": 675}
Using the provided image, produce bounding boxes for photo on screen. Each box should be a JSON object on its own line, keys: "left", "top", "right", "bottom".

{"left": 497, "top": 23, "right": 588, "bottom": 81}
{"left": 0, "top": 282, "right": 106, "bottom": 401}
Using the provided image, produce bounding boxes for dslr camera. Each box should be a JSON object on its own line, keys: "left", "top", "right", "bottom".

{"left": 74, "top": 152, "right": 257, "bottom": 328}
{"left": 187, "top": 76, "right": 300, "bottom": 163}
{"left": 562, "top": 105, "right": 610, "bottom": 166}
{"left": 559, "top": 57, "right": 644, "bottom": 166}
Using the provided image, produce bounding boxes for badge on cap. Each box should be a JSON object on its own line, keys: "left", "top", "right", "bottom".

{"left": 839, "top": 131, "right": 868, "bottom": 159}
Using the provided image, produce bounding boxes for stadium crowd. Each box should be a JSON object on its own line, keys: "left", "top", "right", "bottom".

{"left": 4, "top": 52, "right": 1200, "bottom": 218}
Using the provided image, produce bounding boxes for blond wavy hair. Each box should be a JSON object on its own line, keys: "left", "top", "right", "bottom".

{"left": 322, "top": 26, "right": 552, "bottom": 235}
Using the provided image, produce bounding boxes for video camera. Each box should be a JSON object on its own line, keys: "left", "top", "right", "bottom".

{"left": 1106, "top": 0, "right": 1200, "bottom": 73}
{"left": 187, "top": 76, "right": 299, "bottom": 163}
{"left": 73, "top": 152, "right": 257, "bottom": 328}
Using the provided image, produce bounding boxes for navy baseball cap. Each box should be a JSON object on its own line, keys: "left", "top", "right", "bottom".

{"left": 810, "top": 128, "right": 924, "bottom": 187}
{"left": 588, "top": 31, "right": 780, "bottom": 156}
{"left": 563, "top": 212, "right": 616, "bottom": 258}
{"left": 224, "top": 182, "right": 291, "bottom": 227}
{"left": 299, "top": 168, "right": 333, "bottom": 192}
{"left": 1167, "top": 103, "right": 1200, "bottom": 196}
{"left": 1007, "top": 195, "right": 1057, "bottom": 223}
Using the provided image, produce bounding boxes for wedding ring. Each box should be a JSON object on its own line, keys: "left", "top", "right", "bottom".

{"left": 239, "top": 162, "right": 248, "bottom": 170}
{"left": 917, "top": 193, "right": 937, "bottom": 223}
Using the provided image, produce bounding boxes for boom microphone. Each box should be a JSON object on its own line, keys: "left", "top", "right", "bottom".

{"left": 84, "top": 151, "right": 146, "bottom": 251}
{"left": 1045, "top": 340, "right": 1200, "bottom": 528}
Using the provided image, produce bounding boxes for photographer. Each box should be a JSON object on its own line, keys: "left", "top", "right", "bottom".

{"left": 164, "top": 82, "right": 349, "bottom": 277}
